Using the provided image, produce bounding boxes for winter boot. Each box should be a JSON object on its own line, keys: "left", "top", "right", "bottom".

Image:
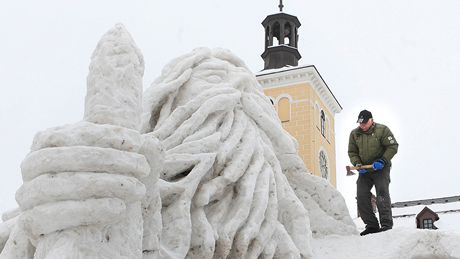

{"left": 379, "top": 226, "right": 392, "bottom": 232}
{"left": 360, "top": 227, "right": 381, "bottom": 236}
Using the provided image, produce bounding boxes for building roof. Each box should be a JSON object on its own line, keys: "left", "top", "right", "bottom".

{"left": 261, "top": 13, "right": 301, "bottom": 27}
{"left": 416, "top": 206, "right": 439, "bottom": 221}
{"left": 393, "top": 195, "right": 460, "bottom": 208}
{"left": 255, "top": 65, "right": 342, "bottom": 114}
{"left": 392, "top": 196, "right": 460, "bottom": 218}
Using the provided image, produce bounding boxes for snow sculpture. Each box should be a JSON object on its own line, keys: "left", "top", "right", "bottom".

{"left": 1, "top": 24, "right": 151, "bottom": 259}
{"left": 0, "top": 24, "right": 356, "bottom": 259}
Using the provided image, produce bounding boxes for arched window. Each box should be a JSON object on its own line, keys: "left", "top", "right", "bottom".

{"left": 278, "top": 97, "right": 290, "bottom": 122}
{"left": 319, "top": 150, "right": 329, "bottom": 180}
{"left": 320, "top": 110, "right": 326, "bottom": 137}
{"left": 265, "top": 26, "right": 270, "bottom": 48}
{"left": 284, "top": 22, "right": 291, "bottom": 45}
{"left": 272, "top": 21, "right": 281, "bottom": 46}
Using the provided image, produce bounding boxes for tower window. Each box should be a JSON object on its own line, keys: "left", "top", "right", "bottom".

{"left": 278, "top": 97, "right": 290, "bottom": 122}
{"left": 284, "top": 22, "right": 291, "bottom": 45}
{"left": 319, "top": 150, "right": 329, "bottom": 180}
{"left": 265, "top": 26, "right": 270, "bottom": 48}
{"left": 272, "top": 21, "right": 281, "bottom": 46}
{"left": 284, "top": 36, "right": 290, "bottom": 45}
{"left": 320, "top": 110, "right": 326, "bottom": 137}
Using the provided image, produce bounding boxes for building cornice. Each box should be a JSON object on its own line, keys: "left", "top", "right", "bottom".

{"left": 256, "top": 65, "right": 342, "bottom": 114}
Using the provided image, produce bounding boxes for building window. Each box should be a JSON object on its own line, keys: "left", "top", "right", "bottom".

{"left": 278, "top": 97, "right": 290, "bottom": 122}
{"left": 319, "top": 150, "right": 328, "bottom": 180}
{"left": 320, "top": 110, "right": 326, "bottom": 137}
{"left": 423, "top": 219, "right": 434, "bottom": 229}
{"left": 273, "top": 21, "right": 281, "bottom": 45}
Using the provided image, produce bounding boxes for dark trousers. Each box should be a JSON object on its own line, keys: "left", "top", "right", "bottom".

{"left": 357, "top": 166, "right": 393, "bottom": 229}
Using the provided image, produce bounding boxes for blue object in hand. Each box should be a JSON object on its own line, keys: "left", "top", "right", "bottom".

{"left": 372, "top": 159, "right": 385, "bottom": 170}
{"left": 358, "top": 169, "right": 368, "bottom": 174}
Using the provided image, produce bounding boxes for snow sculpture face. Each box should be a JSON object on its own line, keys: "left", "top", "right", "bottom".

{"left": 138, "top": 47, "right": 356, "bottom": 258}
{"left": 174, "top": 58, "right": 235, "bottom": 106}
{"left": 140, "top": 48, "right": 315, "bottom": 258}
{"left": 142, "top": 48, "right": 272, "bottom": 131}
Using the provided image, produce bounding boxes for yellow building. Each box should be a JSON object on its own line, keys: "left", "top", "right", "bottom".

{"left": 256, "top": 66, "right": 342, "bottom": 186}
{"left": 256, "top": 6, "right": 342, "bottom": 186}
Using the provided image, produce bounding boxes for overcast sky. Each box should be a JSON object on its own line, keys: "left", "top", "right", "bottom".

{"left": 1, "top": 0, "right": 459, "bottom": 216}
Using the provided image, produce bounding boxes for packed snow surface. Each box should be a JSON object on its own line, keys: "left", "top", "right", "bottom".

{"left": 312, "top": 227, "right": 460, "bottom": 259}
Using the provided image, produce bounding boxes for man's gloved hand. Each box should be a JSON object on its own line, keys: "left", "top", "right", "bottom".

{"left": 372, "top": 159, "right": 385, "bottom": 170}
{"left": 358, "top": 169, "right": 368, "bottom": 174}
{"left": 356, "top": 163, "right": 368, "bottom": 174}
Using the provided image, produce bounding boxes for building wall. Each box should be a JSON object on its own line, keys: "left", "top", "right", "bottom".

{"left": 263, "top": 82, "right": 337, "bottom": 186}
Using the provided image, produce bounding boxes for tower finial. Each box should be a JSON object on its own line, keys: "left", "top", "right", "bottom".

{"left": 261, "top": 1, "right": 302, "bottom": 70}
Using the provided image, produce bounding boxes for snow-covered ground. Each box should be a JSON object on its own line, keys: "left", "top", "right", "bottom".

{"left": 321, "top": 207, "right": 460, "bottom": 259}
{"left": 393, "top": 211, "right": 460, "bottom": 235}
{"left": 392, "top": 200, "right": 460, "bottom": 235}
{"left": 312, "top": 227, "right": 460, "bottom": 259}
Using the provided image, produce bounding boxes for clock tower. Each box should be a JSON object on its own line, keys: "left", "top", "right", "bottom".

{"left": 256, "top": 2, "right": 342, "bottom": 186}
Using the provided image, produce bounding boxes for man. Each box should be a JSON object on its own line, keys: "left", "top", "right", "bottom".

{"left": 348, "top": 110, "right": 399, "bottom": 236}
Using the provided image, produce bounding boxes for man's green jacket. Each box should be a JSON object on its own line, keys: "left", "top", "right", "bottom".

{"left": 348, "top": 123, "right": 398, "bottom": 168}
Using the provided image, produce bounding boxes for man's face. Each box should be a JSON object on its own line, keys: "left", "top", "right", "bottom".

{"left": 359, "top": 118, "right": 373, "bottom": 132}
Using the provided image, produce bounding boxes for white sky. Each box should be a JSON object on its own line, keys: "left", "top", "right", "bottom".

{"left": 1, "top": 0, "right": 459, "bottom": 217}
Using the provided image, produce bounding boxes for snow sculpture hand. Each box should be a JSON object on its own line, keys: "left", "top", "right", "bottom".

{"left": 10, "top": 24, "right": 152, "bottom": 258}
{"left": 16, "top": 124, "right": 149, "bottom": 238}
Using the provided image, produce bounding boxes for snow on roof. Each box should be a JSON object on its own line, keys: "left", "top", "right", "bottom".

{"left": 254, "top": 64, "right": 313, "bottom": 76}
{"left": 393, "top": 195, "right": 460, "bottom": 208}
{"left": 393, "top": 200, "right": 460, "bottom": 217}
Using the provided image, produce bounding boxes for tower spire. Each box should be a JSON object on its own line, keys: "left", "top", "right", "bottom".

{"left": 278, "top": 0, "right": 284, "bottom": 12}
{"left": 261, "top": 4, "right": 301, "bottom": 70}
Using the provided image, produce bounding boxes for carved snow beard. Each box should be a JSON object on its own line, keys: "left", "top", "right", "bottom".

{"left": 141, "top": 48, "right": 312, "bottom": 258}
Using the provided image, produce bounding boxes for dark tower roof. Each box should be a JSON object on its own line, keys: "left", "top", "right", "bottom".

{"left": 261, "top": 3, "right": 301, "bottom": 70}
